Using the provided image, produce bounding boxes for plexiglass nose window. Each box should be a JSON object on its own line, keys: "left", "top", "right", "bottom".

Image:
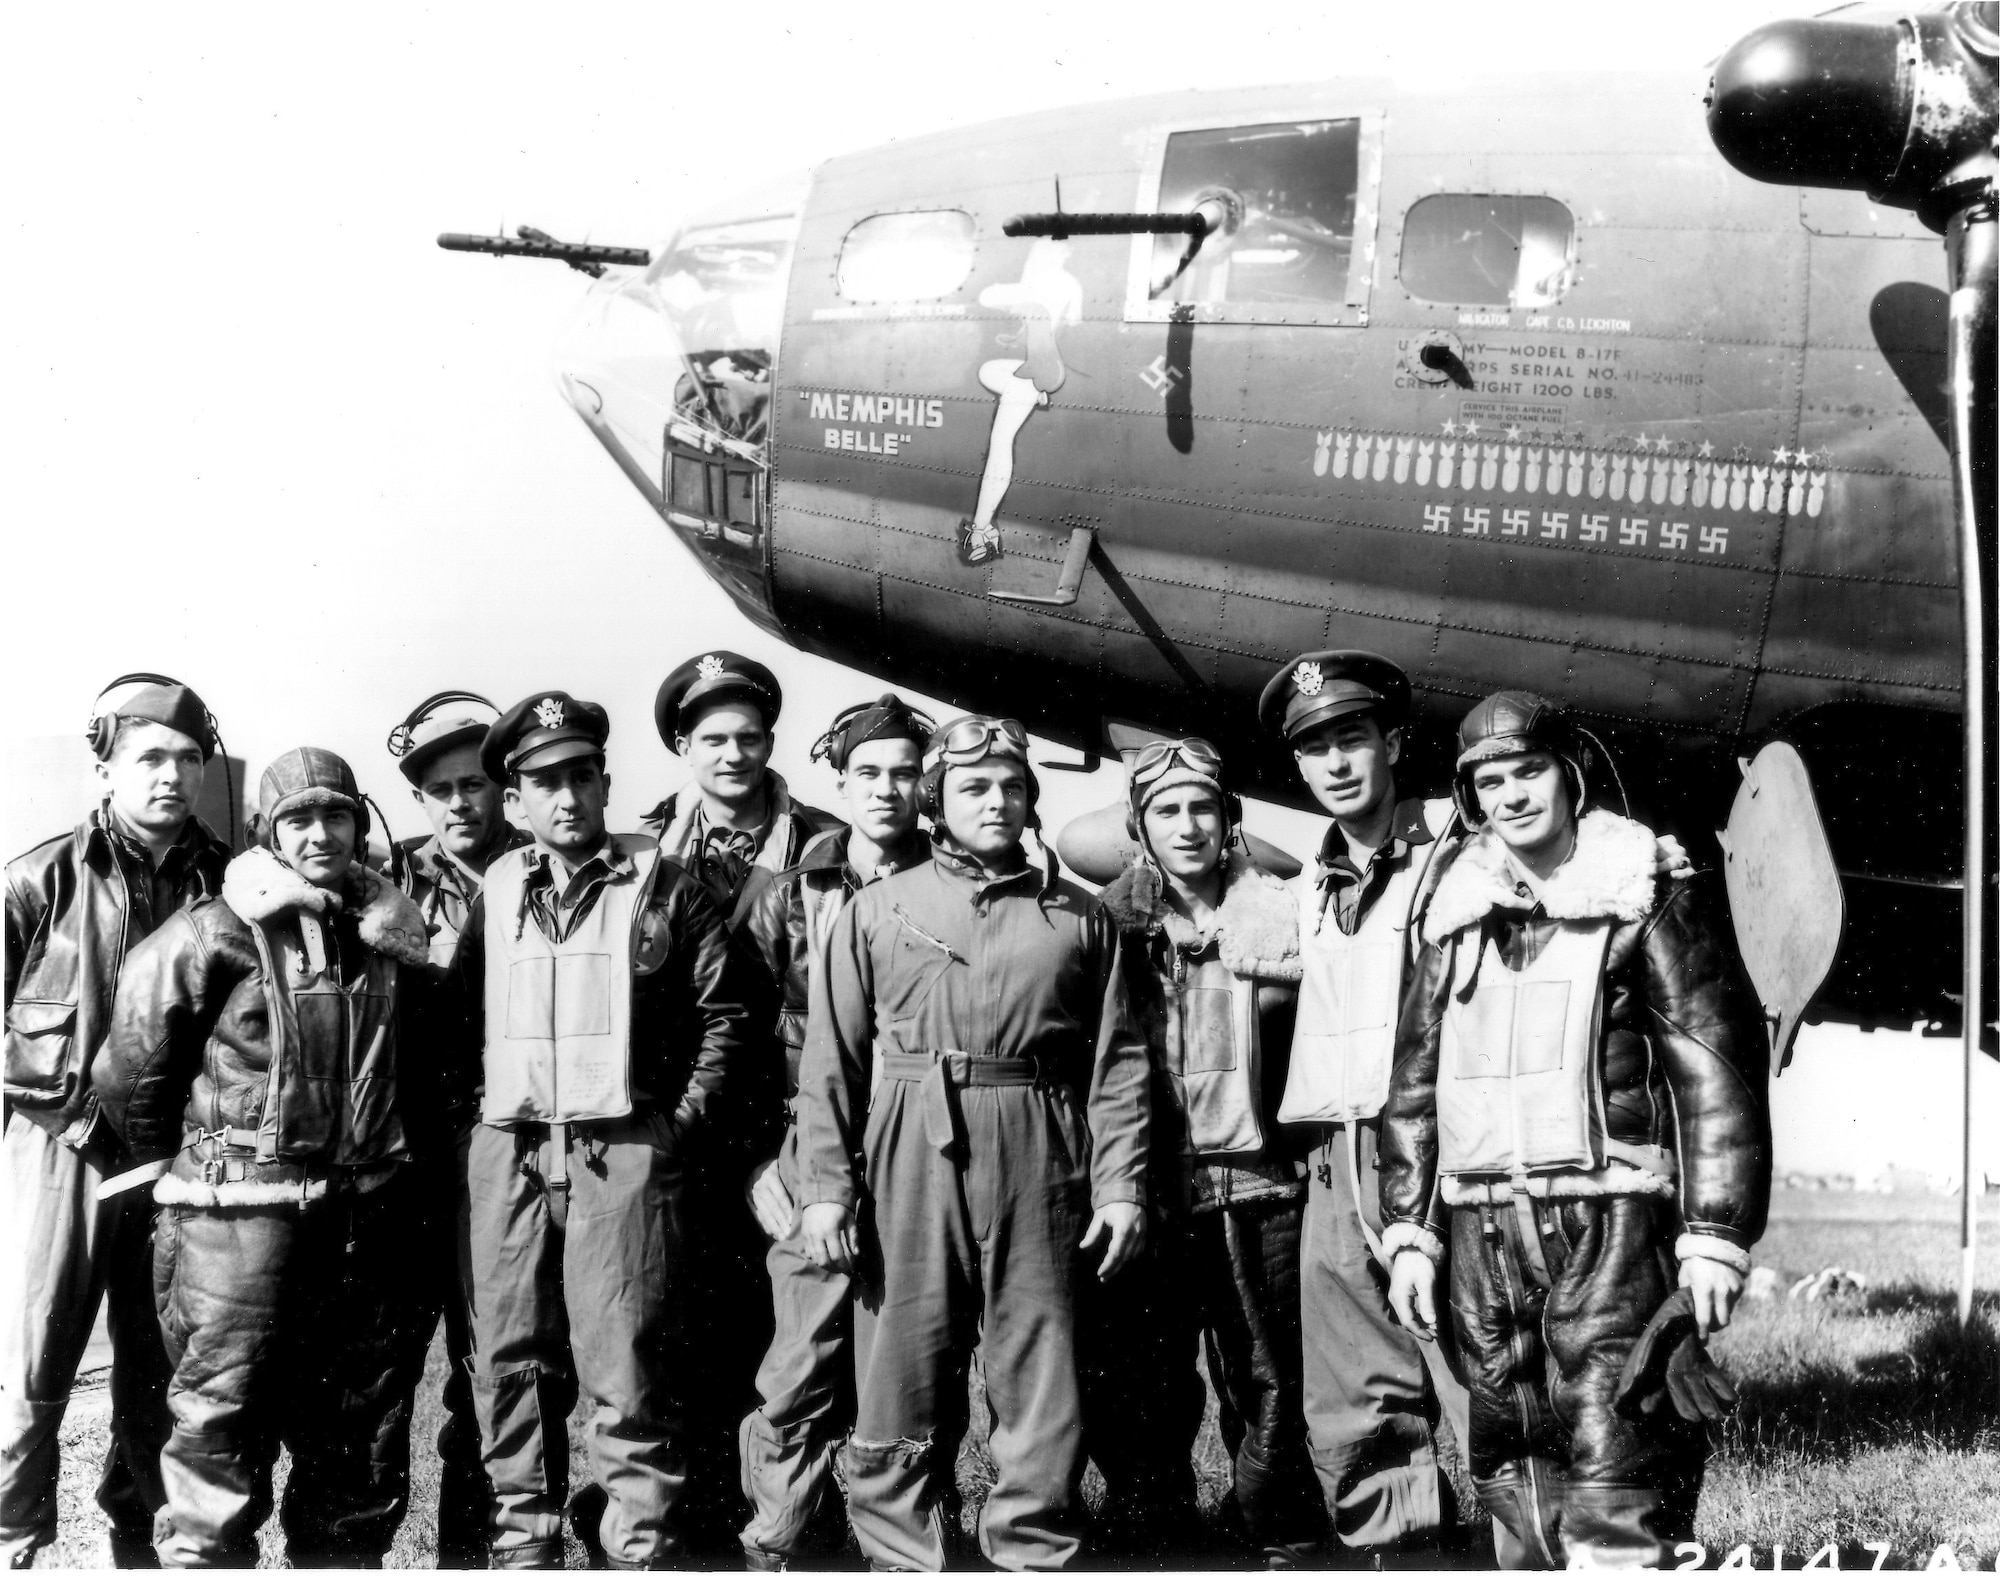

{"left": 1126, "top": 113, "right": 1381, "bottom": 326}
{"left": 1399, "top": 194, "right": 1576, "bottom": 310}
{"left": 643, "top": 206, "right": 801, "bottom": 446}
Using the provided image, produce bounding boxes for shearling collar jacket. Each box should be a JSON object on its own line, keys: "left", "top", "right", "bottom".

{"left": 1101, "top": 849, "right": 1307, "bottom": 1212}
{"left": 1378, "top": 810, "right": 1771, "bottom": 1266}
{"left": 93, "top": 848, "right": 432, "bottom": 1205}
{"left": 5, "top": 807, "right": 228, "bottom": 1145}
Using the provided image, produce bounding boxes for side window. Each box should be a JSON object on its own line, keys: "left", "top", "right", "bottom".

{"left": 1125, "top": 113, "right": 1382, "bottom": 326}
{"left": 723, "top": 469, "right": 756, "bottom": 527}
{"left": 838, "top": 211, "right": 977, "bottom": 301}
{"left": 665, "top": 449, "right": 761, "bottom": 545}
{"left": 670, "top": 452, "right": 707, "bottom": 516}
{"left": 1399, "top": 194, "right": 1576, "bottom": 310}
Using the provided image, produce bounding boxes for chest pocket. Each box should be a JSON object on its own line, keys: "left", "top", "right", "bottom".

{"left": 280, "top": 969, "right": 399, "bottom": 1164}
{"left": 1175, "top": 988, "right": 1236, "bottom": 1075}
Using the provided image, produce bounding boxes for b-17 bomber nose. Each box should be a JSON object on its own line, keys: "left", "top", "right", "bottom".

{"left": 547, "top": 177, "right": 808, "bottom": 638}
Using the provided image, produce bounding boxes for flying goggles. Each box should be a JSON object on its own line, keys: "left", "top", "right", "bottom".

{"left": 924, "top": 716, "right": 1030, "bottom": 771}
{"left": 1130, "top": 737, "right": 1224, "bottom": 788}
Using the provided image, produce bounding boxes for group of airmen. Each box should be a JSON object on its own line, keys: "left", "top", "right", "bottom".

{"left": 1, "top": 648, "right": 1769, "bottom": 1571}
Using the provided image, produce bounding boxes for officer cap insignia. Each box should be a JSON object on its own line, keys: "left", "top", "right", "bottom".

{"left": 697, "top": 654, "right": 726, "bottom": 681}
{"left": 1294, "top": 661, "right": 1325, "bottom": 697}
{"left": 533, "top": 697, "right": 565, "bottom": 730}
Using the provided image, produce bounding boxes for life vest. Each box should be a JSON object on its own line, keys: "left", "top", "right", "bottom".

{"left": 1164, "top": 953, "right": 1265, "bottom": 1157}
{"left": 1279, "top": 819, "right": 1448, "bottom": 1126}
{"left": 1435, "top": 918, "right": 1612, "bottom": 1176}
{"left": 479, "top": 834, "right": 662, "bottom": 1125}
{"left": 244, "top": 911, "right": 403, "bottom": 1166}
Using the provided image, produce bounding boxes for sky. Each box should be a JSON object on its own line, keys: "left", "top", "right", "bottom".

{"left": 4, "top": 2, "right": 1992, "bottom": 1177}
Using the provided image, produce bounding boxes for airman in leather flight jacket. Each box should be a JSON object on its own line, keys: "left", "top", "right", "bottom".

{"left": 6, "top": 808, "right": 228, "bottom": 1146}
{"left": 1378, "top": 810, "right": 1771, "bottom": 1269}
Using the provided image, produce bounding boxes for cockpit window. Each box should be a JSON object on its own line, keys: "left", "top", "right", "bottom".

{"left": 1399, "top": 194, "right": 1575, "bottom": 310}
{"left": 641, "top": 209, "right": 799, "bottom": 447}
{"left": 838, "top": 211, "right": 976, "bottom": 301}
{"left": 1125, "top": 113, "right": 1381, "bottom": 326}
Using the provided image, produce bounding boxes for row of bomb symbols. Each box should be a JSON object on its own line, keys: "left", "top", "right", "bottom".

{"left": 1310, "top": 425, "right": 1830, "bottom": 517}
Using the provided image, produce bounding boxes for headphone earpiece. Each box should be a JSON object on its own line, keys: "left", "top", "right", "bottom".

{"left": 87, "top": 672, "right": 200, "bottom": 760}
{"left": 386, "top": 690, "right": 498, "bottom": 759}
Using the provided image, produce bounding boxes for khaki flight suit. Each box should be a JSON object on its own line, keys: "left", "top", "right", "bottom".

{"left": 797, "top": 846, "right": 1149, "bottom": 1571}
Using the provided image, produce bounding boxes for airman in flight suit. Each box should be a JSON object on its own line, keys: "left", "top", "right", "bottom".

{"left": 795, "top": 715, "right": 1151, "bottom": 1570}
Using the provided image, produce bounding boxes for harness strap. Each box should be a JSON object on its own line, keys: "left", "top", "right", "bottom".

{"left": 96, "top": 1159, "right": 171, "bottom": 1200}
{"left": 1509, "top": 1180, "right": 1556, "bottom": 1291}
{"left": 1342, "top": 1125, "right": 1390, "bottom": 1272}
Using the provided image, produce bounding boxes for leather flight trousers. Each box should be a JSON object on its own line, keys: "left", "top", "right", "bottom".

{"left": 1448, "top": 1193, "right": 1704, "bottom": 1569}
{"left": 845, "top": 1078, "right": 1092, "bottom": 1572}
{"left": 739, "top": 1131, "right": 854, "bottom": 1569}
{"left": 1081, "top": 1195, "right": 1323, "bottom": 1556}
{"left": 150, "top": 1165, "right": 430, "bottom": 1568}
{"left": 0, "top": 1112, "right": 173, "bottom": 1569}
{"left": 465, "top": 1117, "right": 688, "bottom": 1570}
{"left": 1300, "top": 1121, "right": 1450, "bottom": 1552}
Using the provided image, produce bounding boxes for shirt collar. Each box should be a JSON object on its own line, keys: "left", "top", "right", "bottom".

{"left": 1315, "top": 796, "right": 1432, "bottom": 878}
{"left": 529, "top": 835, "right": 631, "bottom": 884}
{"left": 693, "top": 799, "right": 773, "bottom": 855}
{"left": 97, "top": 801, "right": 206, "bottom": 872}
{"left": 930, "top": 835, "right": 1035, "bottom": 893}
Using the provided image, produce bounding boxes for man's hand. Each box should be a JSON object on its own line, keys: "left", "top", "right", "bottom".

{"left": 799, "top": 1202, "right": 858, "bottom": 1274}
{"left": 1080, "top": 1202, "right": 1146, "bottom": 1282}
{"left": 747, "top": 1158, "right": 795, "bottom": 1241}
{"left": 1679, "top": 1257, "right": 1745, "bottom": 1337}
{"left": 1388, "top": 1251, "right": 1439, "bottom": 1341}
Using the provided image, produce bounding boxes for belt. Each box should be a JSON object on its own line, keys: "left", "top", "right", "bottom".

{"left": 1456, "top": 1143, "right": 1678, "bottom": 1290}
{"left": 880, "top": 1050, "right": 1047, "bottom": 1155}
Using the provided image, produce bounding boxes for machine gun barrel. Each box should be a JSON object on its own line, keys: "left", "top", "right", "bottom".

{"left": 1003, "top": 211, "right": 1209, "bottom": 239}
{"left": 437, "top": 229, "right": 651, "bottom": 277}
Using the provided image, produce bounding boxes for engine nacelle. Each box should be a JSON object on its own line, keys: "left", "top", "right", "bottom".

{"left": 1706, "top": 4, "right": 1997, "bottom": 232}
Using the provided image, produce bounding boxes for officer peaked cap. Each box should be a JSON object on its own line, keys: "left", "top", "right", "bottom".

{"left": 1258, "top": 650, "right": 1410, "bottom": 741}
{"left": 655, "top": 651, "right": 782, "bottom": 743}
{"left": 482, "top": 692, "right": 610, "bottom": 783}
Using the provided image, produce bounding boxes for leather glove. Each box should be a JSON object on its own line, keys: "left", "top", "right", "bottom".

{"left": 1615, "top": 1288, "right": 1740, "bottom": 1424}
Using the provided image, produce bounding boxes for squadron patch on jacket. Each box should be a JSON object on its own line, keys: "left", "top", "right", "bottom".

{"left": 634, "top": 908, "right": 674, "bottom": 976}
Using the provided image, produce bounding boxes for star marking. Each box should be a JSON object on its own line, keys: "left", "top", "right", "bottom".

{"left": 1697, "top": 440, "right": 1715, "bottom": 458}
{"left": 1773, "top": 446, "right": 1793, "bottom": 465}
{"left": 1441, "top": 418, "right": 1458, "bottom": 436}
{"left": 1635, "top": 433, "right": 1654, "bottom": 452}
{"left": 1732, "top": 445, "right": 1751, "bottom": 463}
{"left": 1505, "top": 424, "right": 1522, "bottom": 441}
{"left": 1462, "top": 418, "right": 1480, "bottom": 436}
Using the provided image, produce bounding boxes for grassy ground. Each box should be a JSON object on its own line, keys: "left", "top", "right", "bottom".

{"left": 39, "top": 1187, "right": 2000, "bottom": 1569}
